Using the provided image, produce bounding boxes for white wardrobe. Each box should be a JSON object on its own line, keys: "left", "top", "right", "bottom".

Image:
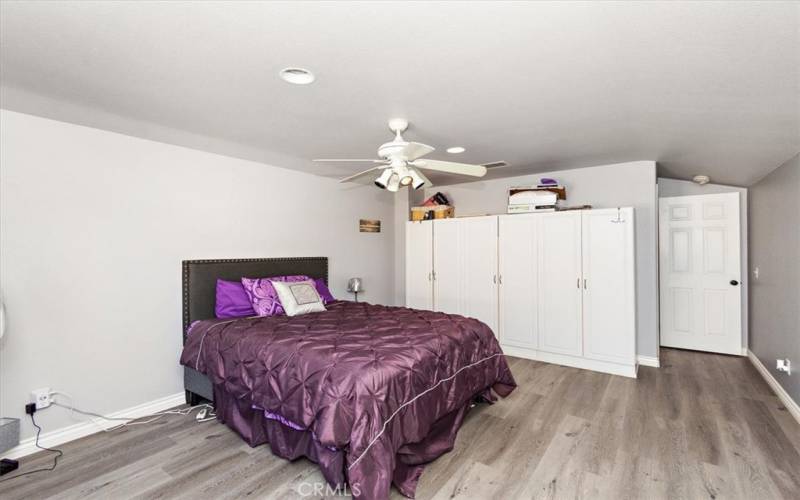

{"left": 405, "top": 208, "right": 637, "bottom": 377}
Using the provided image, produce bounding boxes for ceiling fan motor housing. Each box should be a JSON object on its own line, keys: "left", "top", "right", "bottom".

{"left": 378, "top": 142, "right": 411, "bottom": 160}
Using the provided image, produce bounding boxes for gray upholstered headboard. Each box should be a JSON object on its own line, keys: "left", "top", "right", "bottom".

{"left": 181, "top": 257, "right": 328, "bottom": 342}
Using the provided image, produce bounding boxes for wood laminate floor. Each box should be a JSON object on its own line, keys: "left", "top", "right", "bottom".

{"left": 2, "top": 348, "right": 799, "bottom": 499}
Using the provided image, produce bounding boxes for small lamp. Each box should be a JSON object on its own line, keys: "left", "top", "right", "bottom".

{"left": 347, "top": 278, "right": 363, "bottom": 302}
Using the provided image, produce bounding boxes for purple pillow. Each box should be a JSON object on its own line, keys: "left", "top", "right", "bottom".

{"left": 215, "top": 279, "right": 256, "bottom": 319}
{"left": 241, "top": 275, "right": 310, "bottom": 316}
{"left": 314, "top": 278, "right": 335, "bottom": 304}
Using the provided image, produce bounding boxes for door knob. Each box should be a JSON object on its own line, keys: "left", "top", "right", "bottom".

{"left": 730, "top": 280, "right": 739, "bottom": 286}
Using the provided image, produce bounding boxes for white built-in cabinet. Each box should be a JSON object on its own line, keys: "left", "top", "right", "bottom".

{"left": 432, "top": 216, "right": 498, "bottom": 333}
{"left": 405, "top": 220, "right": 434, "bottom": 311}
{"left": 405, "top": 208, "right": 636, "bottom": 378}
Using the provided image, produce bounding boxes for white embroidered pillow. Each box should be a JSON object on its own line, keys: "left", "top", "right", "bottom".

{"left": 272, "top": 280, "right": 326, "bottom": 316}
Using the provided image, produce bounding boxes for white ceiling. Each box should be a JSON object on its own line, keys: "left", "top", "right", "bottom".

{"left": 1, "top": 1, "right": 798, "bottom": 186}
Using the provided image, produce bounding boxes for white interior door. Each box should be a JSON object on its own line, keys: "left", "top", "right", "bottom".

{"left": 433, "top": 217, "right": 498, "bottom": 333}
{"left": 498, "top": 214, "right": 539, "bottom": 348}
{"left": 405, "top": 221, "right": 433, "bottom": 310}
{"left": 582, "top": 208, "right": 636, "bottom": 365}
{"left": 538, "top": 211, "right": 583, "bottom": 356}
{"left": 659, "top": 193, "right": 742, "bottom": 355}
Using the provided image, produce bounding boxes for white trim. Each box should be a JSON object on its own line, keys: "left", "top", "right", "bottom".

{"left": 2, "top": 392, "right": 185, "bottom": 460}
{"left": 636, "top": 355, "right": 661, "bottom": 368}
{"left": 747, "top": 350, "right": 800, "bottom": 425}
{"left": 503, "top": 344, "right": 637, "bottom": 378}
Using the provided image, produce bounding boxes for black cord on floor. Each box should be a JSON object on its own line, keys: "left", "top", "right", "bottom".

{"left": 0, "top": 413, "right": 63, "bottom": 483}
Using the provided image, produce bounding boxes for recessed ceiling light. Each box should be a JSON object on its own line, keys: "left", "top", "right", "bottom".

{"left": 693, "top": 174, "right": 710, "bottom": 185}
{"left": 446, "top": 146, "right": 465, "bottom": 154}
{"left": 279, "top": 67, "right": 315, "bottom": 85}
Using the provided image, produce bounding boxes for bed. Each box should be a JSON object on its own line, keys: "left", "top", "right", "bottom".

{"left": 180, "top": 257, "right": 515, "bottom": 499}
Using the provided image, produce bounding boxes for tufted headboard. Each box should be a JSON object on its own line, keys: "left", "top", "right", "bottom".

{"left": 181, "top": 257, "right": 328, "bottom": 342}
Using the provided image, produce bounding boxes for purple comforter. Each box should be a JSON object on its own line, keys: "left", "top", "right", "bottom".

{"left": 180, "top": 301, "right": 515, "bottom": 499}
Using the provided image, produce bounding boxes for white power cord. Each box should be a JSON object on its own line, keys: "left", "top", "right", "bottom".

{"left": 49, "top": 391, "right": 215, "bottom": 431}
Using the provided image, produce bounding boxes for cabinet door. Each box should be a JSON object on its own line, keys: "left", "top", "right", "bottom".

{"left": 405, "top": 221, "right": 433, "bottom": 310}
{"left": 538, "top": 211, "right": 583, "bottom": 356}
{"left": 433, "top": 218, "right": 461, "bottom": 315}
{"left": 582, "top": 208, "right": 636, "bottom": 364}
{"left": 433, "top": 217, "right": 498, "bottom": 333}
{"left": 461, "top": 216, "right": 498, "bottom": 333}
{"left": 498, "top": 214, "right": 538, "bottom": 348}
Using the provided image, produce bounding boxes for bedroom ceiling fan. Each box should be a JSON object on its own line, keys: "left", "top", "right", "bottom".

{"left": 313, "top": 119, "right": 487, "bottom": 191}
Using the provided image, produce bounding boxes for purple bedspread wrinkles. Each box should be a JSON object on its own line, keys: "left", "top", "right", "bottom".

{"left": 180, "top": 301, "right": 515, "bottom": 499}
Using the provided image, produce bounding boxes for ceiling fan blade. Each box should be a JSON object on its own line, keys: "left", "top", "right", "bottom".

{"left": 314, "top": 158, "right": 386, "bottom": 163}
{"left": 401, "top": 142, "right": 435, "bottom": 161}
{"left": 338, "top": 166, "right": 387, "bottom": 183}
{"left": 410, "top": 159, "right": 487, "bottom": 177}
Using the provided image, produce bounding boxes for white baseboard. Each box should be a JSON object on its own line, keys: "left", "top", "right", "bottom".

{"left": 2, "top": 392, "right": 185, "bottom": 460}
{"left": 502, "top": 344, "right": 637, "bottom": 378}
{"left": 747, "top": 350, "right": 800, "bottom": 425}
{"left": 636, "top": 355, "right": 661, "bottom": 368}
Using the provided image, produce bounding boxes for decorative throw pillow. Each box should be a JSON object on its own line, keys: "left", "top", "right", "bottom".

{"left": 272, "top": 280, "right": 326, "bottom": 316}
{"left": 313, "top": 278, "right": 336, "bottom": 304}
{"left": 241, "top": 275, "right": 310, "bottom": 316}
{"left": 215, "top": 279, "right": 256, "bottom": 318}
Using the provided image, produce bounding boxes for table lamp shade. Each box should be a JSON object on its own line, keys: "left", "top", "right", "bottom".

{"left": 347, "top": 278, "right": 363, "bottom": 294}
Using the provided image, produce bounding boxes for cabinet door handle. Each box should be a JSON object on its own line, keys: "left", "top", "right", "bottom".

{"left": 499, "top": 275, "right": 503, "bottom": 285}
{"left": 577, "top": 278, "right": 581, "bottom": 289}
{"left": 493, "top": 275, "right": 497, "bottom": 284}
{"left": 432, "top": 271, "right": 436, "bottom": 281}
{"left": 583, "top": 278, "right": 588, "bottom": 289}
{"left": 428, "top": 272, "right": 432, "bottom": 281}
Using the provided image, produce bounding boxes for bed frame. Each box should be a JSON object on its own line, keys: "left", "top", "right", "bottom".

{"left": 181, "top": 257, "right": 329, "bottom": 405}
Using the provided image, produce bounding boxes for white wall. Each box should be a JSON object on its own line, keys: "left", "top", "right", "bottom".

{"left": 422, "top": 161, "right": 659, "bottom": 358}
{"left": 657, "top": 177, "right": 749, "bottom": 351}
{"left": 0, "top": 110, "right": 396, "bottom": 440}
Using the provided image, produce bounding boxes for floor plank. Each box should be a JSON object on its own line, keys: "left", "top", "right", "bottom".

{"left": 1, "top": 348, "right": 798, "bottom": 499}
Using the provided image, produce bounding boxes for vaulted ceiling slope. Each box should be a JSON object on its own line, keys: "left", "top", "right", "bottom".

{"left": 1, "top": 1, "right": 798, "bottom": 186}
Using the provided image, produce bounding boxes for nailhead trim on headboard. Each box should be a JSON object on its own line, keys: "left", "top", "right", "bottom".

{"left": 181, "top": 257, "right": 328, "bottom": 343}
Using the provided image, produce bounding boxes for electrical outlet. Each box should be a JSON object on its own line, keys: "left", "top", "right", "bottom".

{"left": 776, "top": 359, "right": 792, "bottom": 375}
{"left": 30, "top": 388, "right": 51, "bottom": 410}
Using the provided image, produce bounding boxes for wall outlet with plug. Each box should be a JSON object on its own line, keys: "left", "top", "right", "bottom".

{"left": 30, "top": 387, "right": 52, "bottom": 410}
{"left": 776, "top": 359, "right": 792, "bottom": 375}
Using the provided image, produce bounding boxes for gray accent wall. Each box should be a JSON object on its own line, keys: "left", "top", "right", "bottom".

{"left": 749, "top": 153, "right": 800, "bottom": 403}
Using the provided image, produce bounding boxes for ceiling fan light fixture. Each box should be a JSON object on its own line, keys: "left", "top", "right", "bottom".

{"left": 279, "top": 67, "right": 315, "bottom": 85}
{"left": 446, "top": 146, "right": 465, "bottom": 154}
{"left": 395, "top": 164, "right": 413, "bottom": 186}
{"left": 386, "top": 173, "right": 401, "bottom": 192}
{"left": 374, "top": 168, "right": 393, "bottom": 189}
{"left": 408, "top": 168, "right": 426, "bottom": 190}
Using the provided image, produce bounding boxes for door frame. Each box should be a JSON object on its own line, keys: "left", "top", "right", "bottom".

{"left": 657, "top": 192, "right": 748, "bottom": 355}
